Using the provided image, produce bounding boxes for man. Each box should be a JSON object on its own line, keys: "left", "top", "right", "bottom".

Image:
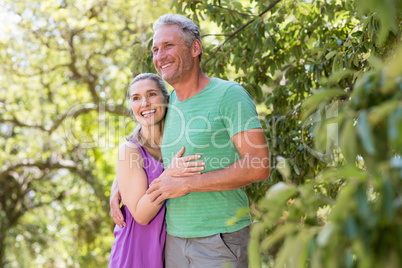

{"left": 110, "top": 14, "right": 270, "bottom": 267}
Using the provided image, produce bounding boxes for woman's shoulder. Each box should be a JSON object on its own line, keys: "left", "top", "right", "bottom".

{"left": 117, "top": 141, "right": 144, "bottom": 167}
{"left": 119, "top": 140, "right": 141, "bottom": 150}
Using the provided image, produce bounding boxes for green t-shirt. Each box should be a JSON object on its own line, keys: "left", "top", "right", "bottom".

{"left": 161, "top": 78, "right": 262, "bottom": 238}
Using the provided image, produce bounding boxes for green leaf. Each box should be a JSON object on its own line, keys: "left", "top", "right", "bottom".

{"left": 302, "top": 89, "right": 346, "bottom": 120}
{"left": 353, "top": 53, "right": 360, "bottom": 67}
{"left": 344, "top": 215, "right": 358, "bottom": 239}
{"left": 368, "top": 100, "right": 399, "bottom": 125}
{"left": 388, "top": 108, "right": 402, "bottom": 145}
{"left": 356, "top": 111, "right": 376, "bottom": 155}
{"left": 276, "top": 156, "right": 291, "bottom": 182}
{"left": 327, "top": 69, "right": 355, "bottom": 84}
{"left": 382, "top": 180, "right": 395, "bottom": 221}
{"left": 265, "top": 182, "right": 298, "bottom": 204}
{"left": 332, "top": 53, "right": 342, "bottom": 73}
{"left": 317, "top": 223, "right": 336, "bottom": 247}
{"left": 232, "top": 2, "right": 243, "bottom": 10}
{"left": 260, "top": 223, "right": 298, "bottom": 251}
{"left": 319, "top": 165, "right": 367, "bottom": 183}
{"left": 325, "top": 51, "right": 337, "bottom": 60}
{"left": 367, "top": 55, "right": 383, "bottom": 70}
{"left": 248, "top": 237, "right": 262, "bottom": 268}
{"left": 340, "top": 118, "right": 358, "bottom": 164}
{"left": 236, "top": 207, "right": 251, "bottom": 218}
{"left": 356, "top": 184, "right": 370, "bottom": 220}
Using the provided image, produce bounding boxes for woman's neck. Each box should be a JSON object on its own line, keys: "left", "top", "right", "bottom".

{"left": 140, "top": 123, "right": 163, "bottom": 149}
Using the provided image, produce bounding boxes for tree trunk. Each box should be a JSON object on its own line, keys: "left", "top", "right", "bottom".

{"left": 0, "top": 229, "right": 6, "bottom": 267}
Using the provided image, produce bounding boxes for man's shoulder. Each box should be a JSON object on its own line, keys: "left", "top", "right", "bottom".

{"left": 211, "top": 77, "right": 241, "bottom": 88}
{"left": 208, "top": 78, "right": 246, "bottom": 98}
{"left": 210, "top": 78, "right": 252, "bottom": 100}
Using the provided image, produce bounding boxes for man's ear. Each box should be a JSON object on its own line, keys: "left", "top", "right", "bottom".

{"left": 191, "top": 39, "right": 202, "bottom": 58}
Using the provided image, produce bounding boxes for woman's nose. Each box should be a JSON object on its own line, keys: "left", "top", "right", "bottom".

{"left": 141, "top": 97, "right": 150, "bottom": 106}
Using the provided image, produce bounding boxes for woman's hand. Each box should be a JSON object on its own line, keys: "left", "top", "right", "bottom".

{"left": 161, "top": 146, "right": 205, "bottom": 177}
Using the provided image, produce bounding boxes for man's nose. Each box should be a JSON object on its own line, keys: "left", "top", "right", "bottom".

{"left": 154, "top": 49, "right": 166, "bottom": 61}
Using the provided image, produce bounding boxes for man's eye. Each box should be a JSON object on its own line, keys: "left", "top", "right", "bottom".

{"left": 153, "top": 49, "right": 158, "bottom": 54}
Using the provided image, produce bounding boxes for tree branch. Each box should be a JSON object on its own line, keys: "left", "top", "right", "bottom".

{"left": 201, "top": 33, "right": 231, "bottom": 38}
{"left": 202, "top": 0, "right": 283, "bottom": 67}
{"left": 48, "top": 102, "right": 128, "bottom": 134}
{"left": 210, "top": 4, "right": 255, "bottom": 17}
{"left": 0, "top": 117, "right": 47, "bottom": 132}
{"left": 0, "top": 158, "right": 107, "bottom": 204}
{"left": 0, "top": 159, "right": 76, "bottom": 180}
{"left": 66, "top": 28, "right": 100, "bottom": 103}
{"left": 4, "top": 64, "right": 68, "bottom": 78}
{"left": 1, "top": 103, "right": 128, "bottom": 134}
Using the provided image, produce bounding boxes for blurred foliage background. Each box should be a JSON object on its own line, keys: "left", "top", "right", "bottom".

{"left": 0, "top": 0, "right": 401, "bottom": 267}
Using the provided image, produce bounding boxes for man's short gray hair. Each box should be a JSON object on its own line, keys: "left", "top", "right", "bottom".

{"left": 153, "top": 14, "right": 203, "bottom": 60}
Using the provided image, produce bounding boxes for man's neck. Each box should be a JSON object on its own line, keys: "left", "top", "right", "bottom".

{"left": 172, "top": 70, "right": 211, "bottom": 101}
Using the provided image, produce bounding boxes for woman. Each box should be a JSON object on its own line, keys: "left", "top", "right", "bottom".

{"left": 109, "top": 73, "right": 204, "bottom": 267}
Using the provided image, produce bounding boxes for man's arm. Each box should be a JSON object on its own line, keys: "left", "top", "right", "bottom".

{"left": 110, "top": 178, "right": 125, "bottom": 228}
{"left": 147, "top": 128, "right": 270, "bottom": 204}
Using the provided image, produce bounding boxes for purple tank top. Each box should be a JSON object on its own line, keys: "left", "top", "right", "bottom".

{"left": 109, "top": 141, "right": 166, "bottom": 268}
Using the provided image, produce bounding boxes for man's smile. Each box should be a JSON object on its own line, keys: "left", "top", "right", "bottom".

{"left": 161, "top": 63, "right": 173, "bottom": 69}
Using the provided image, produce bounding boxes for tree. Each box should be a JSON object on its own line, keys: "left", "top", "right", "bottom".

{"left": 1, "top": 0, "right": 401, "bottom": 266}
{"left": 0, "top": 0, "right": 171, "bottom": 266}
{"left": 131, "top": 0, "right": 401, "bottom": 267}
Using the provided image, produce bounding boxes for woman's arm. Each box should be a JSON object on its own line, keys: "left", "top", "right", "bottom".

{"left": 116, "top": 142, "right": 162, "bottom": 226}
{"left": 117, "top": 143, "right": 205, "bottom": 226}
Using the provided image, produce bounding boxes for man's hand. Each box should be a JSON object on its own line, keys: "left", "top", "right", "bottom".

{"left": 110, "top": 178, "right": 125, "bottom": 227}
{"left": 146, "top": 175, "right": 191, "bottom": 205}
{"left": 146, "top": 147, "right": 204, "bottom": 205}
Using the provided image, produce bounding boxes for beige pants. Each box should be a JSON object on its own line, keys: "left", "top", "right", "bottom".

{"left": 165, "top": 226, "right": 250, "bottom": 268}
